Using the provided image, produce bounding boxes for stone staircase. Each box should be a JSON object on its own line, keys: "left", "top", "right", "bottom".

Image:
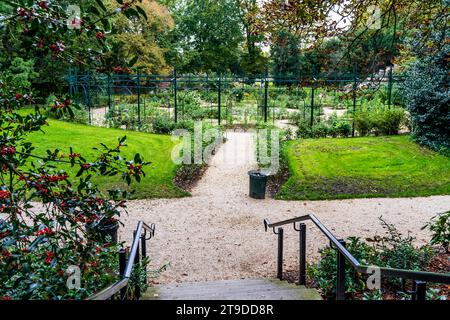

{"left": 143, "top": 279, "right": 322, "bottom": 300}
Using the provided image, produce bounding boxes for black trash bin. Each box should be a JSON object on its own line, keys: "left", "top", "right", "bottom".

{"left": 248, "top": 170, "right": 268, "bottom": 199}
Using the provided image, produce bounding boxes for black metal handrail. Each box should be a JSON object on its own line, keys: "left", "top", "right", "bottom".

{"left": 264, "top": 213, "right": 450, "bottom": 300}
{"left": 88, "top": 221, "right": 155, "bottom": 300}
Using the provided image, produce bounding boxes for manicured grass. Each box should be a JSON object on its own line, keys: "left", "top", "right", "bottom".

{"left": 25, "top": 119, "right": 188, "bottom": 199}
{"left": 277, "top": 135, "right": 450, "bottom": 200}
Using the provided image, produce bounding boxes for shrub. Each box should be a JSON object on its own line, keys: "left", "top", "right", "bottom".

{"left": 354, "top": 108, "right": 407, "bottom": 136}
{"left": 309, "top": 217, "right": 435, "bottom": 299}
{"left": 372, "top": 108, "right": 407, "bottom": 136}
{"left": 354, "top": 111, "right": 374, "bottom": 136}
{"left": 327, "top": 113, "right": 352, "bottom": 138}
{"left": 311, "top": 122, "right": 329, "bottom": 138}
{"left": 0, "top": 1, "right": 151, "bottom": 300}
{"left": 1, "top": 57, "right": 38, "bottom": 89}
{"left": 45, "top": 94, "right": 89, "bottom": 124}
{"left": 422, "top": 210, "right": 450, "bottom": 253}
{"left": 151, "top": 115, "right": 175, "bottom": 134}
{"left": 400, "top": 42, "right": 449, "bottom": 153}
{"left": 334, "top": 121, "right": 352, "bottom": 137}
{"left": 308, "top": 237, "right": 378, "bottom": 299}
{"left": 174, "top": 119, "right": 195, "bottom": 132}
{"left": 296, "top": 121, "right": 312, "bottom": 139}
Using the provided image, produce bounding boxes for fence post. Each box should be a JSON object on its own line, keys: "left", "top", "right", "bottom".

{"left": 277, "top": 227, "right": 284, "bottom": 280}
{"left": 412, "top": 280, "right": 427, "bottom": 301}
{"left": 387, "top": 66, "right": 393, "bottom": 109}
{"left": 74, "top": 67, "right": 79, "bottom": 106}
{"left": 352, "top": 69, "right": 357, "bottom": 137}
{"left": 218, "top": 74, "right": 221, "bottom": 126}
{"left": 264, "top": 71, "right": 268, "bottom": 123}
{"left": 133, "top": 231, "right": 141, "bottom": 300}
{"left": 310, "top": 78, "right": 315, "bottom": 127}
{"left": 299, "top": 223, "right": 306, "bottom": 285}
{"left": 137, "top": 70, "right": 141, "bottom": 130}
{"left": 119, "top": 249, "right": 127, "bottom": 300}
{"left": 141, "top": 234, "right": 147, "bottom": 275}
{"left": 68, "top": 67, "right": 73, "bottom": 99}
{"left": 336, "top": 239, "right": 346, "bottom": 300}
{"left": 87, "top": 71, "right": 92, "bottom": 125}
{"left": 107, "top": 73, "right": 112, "bottom": 112}
{"left": 173, "top": 69, "right": 178, "bottom": 123}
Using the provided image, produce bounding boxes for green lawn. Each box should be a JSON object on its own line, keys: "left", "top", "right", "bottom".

{"left": 25, "top": 119, "right": 188, "bottom": 199}
{"left": 277, "top": 135, "right": 450, "bottom": 200}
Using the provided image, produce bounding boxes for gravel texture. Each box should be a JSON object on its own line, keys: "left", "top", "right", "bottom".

{"left": 119, "top": 131, "right": 450, "bottom": 284}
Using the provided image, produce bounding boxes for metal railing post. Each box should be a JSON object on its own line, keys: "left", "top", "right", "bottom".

{"left": 137, "top": 70, "right": 141, "bottom": 130}
{"left": 173, "top": 69, "right": 178, "bottom": 123}
{"left": 336, "top": 239, "right": 346, "bottom": 300}
{"left": 412, "top": 280, "right": 427, "bottom": 301}
{"left": 107, "top": 73, "right": 112, "bottom": 113}
{"left": 387, "top": 66, "right": 393, "bottom": 109}
{"left": 310, "top": 79, "right": 315, "bottom": 127}
{"left": 87, "top": 71, "right": 92, "bottom": 125}
{"left": 218, "top": 74, "right": 221, "bottom": 126}
{"left": 352, "top": 67, "right": 357, "bottom": 137}
{"left": 264, "top": 72, "right": 268, "bottom": 123}
{"left": 141, "top": 233, "right": 147, "bottom": 275}
{"left": 119, "top": 249, "right": 127, "bottom": 300}
{"left": 277, "top": 227, "right": 284, "bottom": 280}
{"left": 299, "top": 223, "right": 306, "bottom": 285}
{"left": 134, "top": 245, "right": 141, "bottom": 299}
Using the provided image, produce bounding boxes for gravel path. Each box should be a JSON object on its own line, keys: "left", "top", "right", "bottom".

{"left": 119, "top": 131, "right": 450, "bottom": 284}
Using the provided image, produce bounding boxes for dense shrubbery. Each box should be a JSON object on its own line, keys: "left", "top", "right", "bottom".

{"left": 400, "top": 43, "right": 450, "bottom": 154}
{"left": 422, "top": 210, "right": 450, "bottom": 253}
{"left": 151, "top": 115, "right": 176, "bottom": 134}
{"left": 295, "top": 113, "right": 352, "bottom": 139}
{"left": 308, "top": 217, "right": 440, "bottom": 300}
{"left": 45, "top": 94, "right": 89, "bottom": 124}
{"left": 354, "top": 107, "right": 408, "bottom": 137}
{"left": 0, "top": 0, "right": 152, "bottom": 300}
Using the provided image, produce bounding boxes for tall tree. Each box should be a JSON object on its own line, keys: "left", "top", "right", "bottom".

{"left": 236, "top": 0, "right": 267, "bottom": 76}
{"left": 110, "top": 0, "right": 175, "bottom": 74}
{"left": 169, "top": 0, "right": 244, "bottom": 73}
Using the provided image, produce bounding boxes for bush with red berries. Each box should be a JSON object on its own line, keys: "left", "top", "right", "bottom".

{"left": 0, "top": 0, "right": 149, "bottom": 300}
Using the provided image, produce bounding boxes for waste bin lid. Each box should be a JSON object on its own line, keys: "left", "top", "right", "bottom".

{"left": 248, "top": 170, "right": 267, "bottom": 177}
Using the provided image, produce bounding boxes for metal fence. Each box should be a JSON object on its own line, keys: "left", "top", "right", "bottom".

{"left": 67, "top": 69, "right": 405, "bottom": 133}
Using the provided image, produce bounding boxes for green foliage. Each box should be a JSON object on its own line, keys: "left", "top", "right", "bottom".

{"left": 367, "top": 217, "right": 434, "bottom": 288}
{"left": 422, "top": 210, "right": 450, "bottom": 253}
{"left": 353, "top": 111, "right": 374, "bottom": 136}
{"left": 1, "top": 58, "right": 38, "bottom": 88}
{"left": 44, "top": 94, "right": 89, "bottom": 124}
{"left": 295, "top": 115, "right": 351, "bottom": 139}
{"left": 354, "top": 107, "right": 407, "bottom": 136}
{"left": 170, "top": 0, "right": 244, "bottom": 73}
{"left": 308, "top": 237, "right": 378, "bottom": 298}
{"left": 271, "top": 31, "right": 302, "bottom": 81}
{"left": 309, "top": 218, "right": 436, "bottom": 299}
{"left": 400, "top": 43, "right": 450, "bottom": 154}
{"left": 151, "top": 115, "right": 175, "bottom": 134}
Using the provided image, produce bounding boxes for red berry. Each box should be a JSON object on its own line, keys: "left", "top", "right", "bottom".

{"left": 96, "top": 32, "right": 105, "bottom": 40}
{"left": 0, "top": 190, "right": 10, "bottom": 200}
{"left": 17, "top": 8, "right": 27, "bottom": 17}
{"left": 38, "top": 1, "right": 49, "bottom": 10}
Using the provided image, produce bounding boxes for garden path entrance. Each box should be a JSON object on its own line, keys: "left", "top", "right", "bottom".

{"left": 120, "top": 131, "right": 450, "bottom": 285}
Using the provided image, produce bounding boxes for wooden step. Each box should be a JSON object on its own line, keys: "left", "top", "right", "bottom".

{"left": 143, "top": 279, "right": 322, "bottom": 300}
